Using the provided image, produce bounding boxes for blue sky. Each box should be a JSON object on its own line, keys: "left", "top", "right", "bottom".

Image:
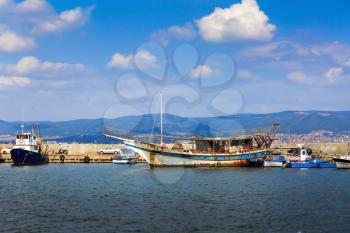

{"left": 0, "top": 0, "right": 350, "bottom": 121}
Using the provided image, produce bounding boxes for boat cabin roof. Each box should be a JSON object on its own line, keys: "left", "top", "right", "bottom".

{"left": 16, "top": 133, "right": 36, "bottom": 138}
{"left": 194, "top": 136, "right": 254, "bottom": 142}
{"left": 16, "top": 132, "right": 32, "bottom": 135}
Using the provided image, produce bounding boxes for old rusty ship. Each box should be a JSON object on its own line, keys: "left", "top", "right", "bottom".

{"left": 104, "top": 94, "right": 279, "bottom": 167}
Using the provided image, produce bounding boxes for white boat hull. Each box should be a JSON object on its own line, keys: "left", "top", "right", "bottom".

{"left": 263, "top": 161, "right": 284, "bottom": 167}
{"left": 333, "top": 157, "right": 350, "bottom": 169}
{"left": 112, "top": 158, "right": 137, "bottom": 164}
{"left": 335, "top": 161, "right": 350, "bottom": 169}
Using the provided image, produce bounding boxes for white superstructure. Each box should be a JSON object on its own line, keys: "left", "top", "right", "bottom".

{"left": 14, "top": 132, "right": 39, "bottom": 153}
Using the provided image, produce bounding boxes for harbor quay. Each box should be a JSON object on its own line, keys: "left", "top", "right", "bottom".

{"left": 0, "top": 143, "right": 128, "bottom": 163}
{"left": 1, "top": 142, "right": 348, "bottom": 164}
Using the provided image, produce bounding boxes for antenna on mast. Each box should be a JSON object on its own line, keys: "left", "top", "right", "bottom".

{"left": 20, "top": 108, "right": 24, "bottom": 134}
{"left": 160, "top": 92, "right": 163, "bottom": 145}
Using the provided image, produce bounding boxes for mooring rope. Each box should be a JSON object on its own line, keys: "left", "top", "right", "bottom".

{"left": 22, "top": 152, "right": 29, "bottom": 165}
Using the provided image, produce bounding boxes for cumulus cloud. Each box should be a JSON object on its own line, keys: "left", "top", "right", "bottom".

{"left": 151, "top": 22, "right": 197, "bottom": 46}
{"left": 0, "top": 0, "right": 93, "bottom": 53}
{"left": 107, "top": 53, "right": 133, "bottom": 69}
{"left": 190, "top": 65, "right": 213, "bottom": 78}
{"left": 107, "top": 50, "right": 158, "bottom": 69}
{"left": 0, "top": 75, "right": 31, "bottom": 87}
{"left": 33, "top": 6, "right": 93, "bottom": 34}
{"left": 287, "top": 71, "right": 310, "bottom": 84}
{"left": 15, "top": 0, "right": 52, "bottom": 13}
{"left": 196, "top": 0, "right": 276, "bottom": 42}
{"left": 324, "top": 67, "right": 343, "bottom": 83}
{"left": 6, "top": 56, "right": 86, "bottom": 75}
{"left": 0, "top": 30, "right": 35, "bottom": 52}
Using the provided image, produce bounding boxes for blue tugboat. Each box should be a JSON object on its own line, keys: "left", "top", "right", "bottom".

{"left": 11, "top": 124, "right": 48, "bottom": 165}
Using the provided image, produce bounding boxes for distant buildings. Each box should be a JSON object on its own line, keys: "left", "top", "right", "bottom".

{"left": 277, "top": 130, "right": 350, "bottom": 144}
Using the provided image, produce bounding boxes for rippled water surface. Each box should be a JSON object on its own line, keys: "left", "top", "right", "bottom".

{"left": 1, "top": 164, "right": 350, "bottom": 233}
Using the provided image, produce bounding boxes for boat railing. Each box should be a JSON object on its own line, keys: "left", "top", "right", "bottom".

{"left": 103, "top": 126, "right": 274, "bottom": 141}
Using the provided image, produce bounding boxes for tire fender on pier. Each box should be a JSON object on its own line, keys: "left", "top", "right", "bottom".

{"left": 83, "top": 156, "right": 90, "bottom": 163}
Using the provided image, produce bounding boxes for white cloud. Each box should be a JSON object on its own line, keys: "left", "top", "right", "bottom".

{"left": 0, "top": 75, "right": 31, "bottom": 87}
{"left": 134, "top": 50, "right": 157, "bottom": 69}
{"left": 287, "top": 71, "right": 311, "bottom": 84}
{"left": 196, "top": 0, "right": 276, "bottom": 42}
{"left": 190, "top": 65, "right": 213, "bottom": 78}
{"left": 1, "top": 0, "right": 93, "bottom": 30}
{"left": 0, "top": 30, "right": 35, "bottom": 52}
{"left": 168, "top": 23, "right": 197, "bottom": 40}
{"left": 33, "top": 6, "right": 93, "bottom": 34}
{"left": 237, "top": 40, "right": 350, "bottom": 73}
{"left": 238, "top": 41, "right": 307, "bottom": 60}
{"left": 6, "top": 56, "right": 86, "bottom": 75}
{"left": 311, "top": 42, "right": 350, "bottom": 67}
{"left": 345, "top": 59, "right": 350, "bottom": 67}
{"left": 151, "top": 22, "right": 197, "bottom": 46}
{"left": 107, "top": 53, "right": 133, "bottom": 69}
{"left": 288, "top": 68, "right": 347, "bottom": 86}
{"left": 324, "top": 67, "right": 343, "bottom": 83}
{"left": 107, "top": 50, "right": 157, "bottom": 69}
{"left": 237, "top": 69, "right": 260, "bottom": 80}
{"left": 0, "top": 0, "right": 12, "bottom": 9}
{"left": 15, "top": 0, "right": 51, "bottom": 13}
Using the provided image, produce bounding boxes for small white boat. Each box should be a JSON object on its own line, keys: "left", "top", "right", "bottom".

{"left": 333, "top": 152, "right": 350, "bottom": 169}
{"left": 112, "top": 149, "right": 137, "bottom": 164}
{"left": 263, "top": 155, "right": 287, "bottom": 167}
{"left": 112, "top": 157, "right": 137, "bottom": 164}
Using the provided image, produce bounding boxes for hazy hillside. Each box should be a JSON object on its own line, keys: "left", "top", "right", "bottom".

{"left": 1, "top": 111, "right": 350, "bottom": 143}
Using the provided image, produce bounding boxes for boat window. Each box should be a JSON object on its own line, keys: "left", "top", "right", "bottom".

{"left": 302, "top": 151, "right": 306, "bottom": 155}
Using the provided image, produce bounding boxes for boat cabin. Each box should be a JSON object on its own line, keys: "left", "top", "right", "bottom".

{"left": 195, "top": 137, "right": 254, "bottom": 153}
{"left": 14, "top": 132, "right": 40, "bottom": 152}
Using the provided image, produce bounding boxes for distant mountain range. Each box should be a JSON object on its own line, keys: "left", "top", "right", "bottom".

{"left": 1, "top": 110, "right": 350, "bottom": 143}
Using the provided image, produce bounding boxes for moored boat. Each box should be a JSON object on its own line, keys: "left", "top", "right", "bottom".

{"left": 115, "top": 137, "right": 270, "bottom": 167}
{"left": 333, "top": 152, "right": 350, "bottom": 169}
{"left": 112, "top": 157, "right": 137, "bottom": 164}
{"left": 104, "top": 94, "right": 279, "bottom": 167}
{"left": 11, "top": 124, "right": 48, "bottom": 165}
{"left": 288, "top": 149, "right": 335, "bottom": 168}
{"left": 112, "top": 149, "right": 138, "bottom": 164}
{"left": 263, "top": 155, "right": 287, "bottom": 167}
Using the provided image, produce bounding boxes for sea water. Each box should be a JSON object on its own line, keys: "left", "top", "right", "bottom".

{"left": 1, "top": 164, "right": 349, "bottom": 233}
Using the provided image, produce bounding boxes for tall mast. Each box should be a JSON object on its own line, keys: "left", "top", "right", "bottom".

{"left": 160, "top": 92, "right": 163, "bottom": 145}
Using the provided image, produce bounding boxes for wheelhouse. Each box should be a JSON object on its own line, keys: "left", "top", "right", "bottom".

{"left": 14, "top": 132, "right": 40, "bottom": 152}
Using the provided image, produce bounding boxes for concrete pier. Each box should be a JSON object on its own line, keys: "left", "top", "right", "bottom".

{"left": 1, "top": 142, "right": 349, "bottom": 163}
{"left": 0, "top": 143, "right": 132, "bottom": 163}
